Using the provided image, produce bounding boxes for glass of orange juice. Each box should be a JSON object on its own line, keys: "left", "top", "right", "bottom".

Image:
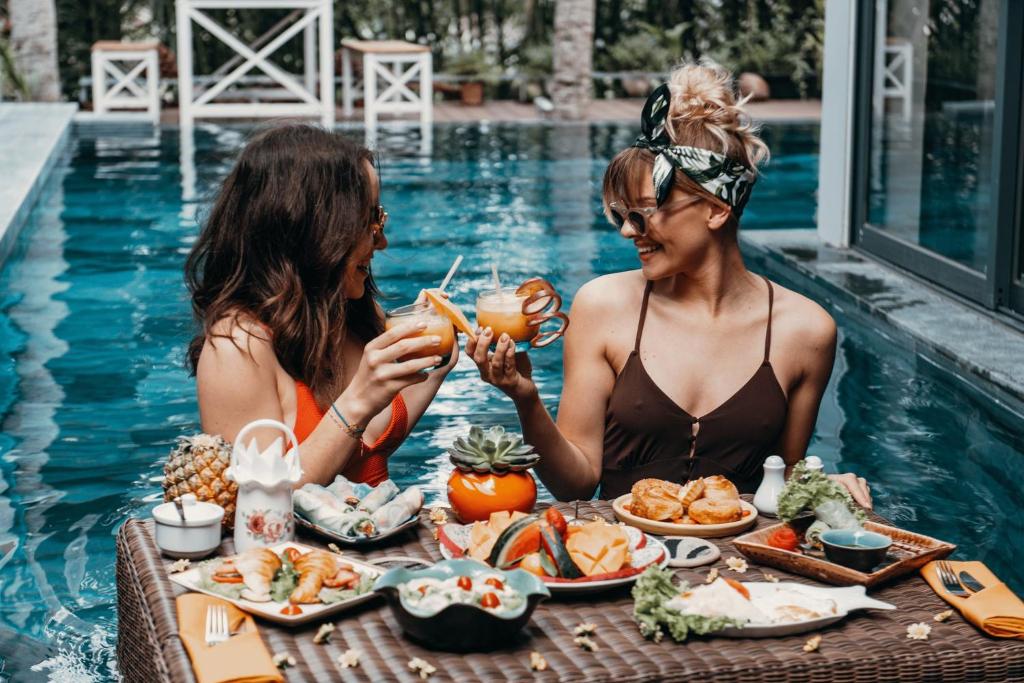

{"left": 475, "top": 287, "right": 538, "bottom": 345}
{"left": 384, "top": 302, "right": 456, "bottom": 366}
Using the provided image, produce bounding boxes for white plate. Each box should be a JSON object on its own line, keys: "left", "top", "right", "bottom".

{"left": 714, "top": 582, "right": 896, "bottom": 638}
{"left": 437, "top": 520, "right": 668, "bottom": 594}
{"left": 294, "top": 511, "right": 420, "bottom": 546}
{"left": 168, "top": 541, "right": 383, "bottom": 626}
{"left": 612, "top": 494, "right": 758, "bottom": 538}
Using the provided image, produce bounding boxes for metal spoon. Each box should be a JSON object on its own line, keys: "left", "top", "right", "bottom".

{"left": 173, "top": 496, "right": 187, "bottom": 523}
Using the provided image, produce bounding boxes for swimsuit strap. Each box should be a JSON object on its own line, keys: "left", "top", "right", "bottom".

{"left": 634, "top": 280, "right": 655, "bottom": 352}
{"left": 761, "top": 275, "right": 774, "bottom": 363}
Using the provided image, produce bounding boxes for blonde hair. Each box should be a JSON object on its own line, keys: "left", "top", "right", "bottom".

{"left": 603, "top": 60, "right": 769, "bottom": 215}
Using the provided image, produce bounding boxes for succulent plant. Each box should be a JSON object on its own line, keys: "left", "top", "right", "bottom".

{"left": 448, "top": 425, "right": 539, "bottom": 474}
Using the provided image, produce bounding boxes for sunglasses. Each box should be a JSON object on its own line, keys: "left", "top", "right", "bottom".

{"left": 607, "top": 196, "right": 702, "bottom": 235}
{"left": 371, "top": 204, "right": 388, "bottom": 240}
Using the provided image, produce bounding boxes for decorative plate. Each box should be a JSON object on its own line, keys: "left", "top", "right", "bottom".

{"left": 168, "top": 541, "right": 382, "bottom": 626}
{"left": 294, "top": 510, "right": 420, "bottom": 546}
{"left": 436, "top": 520, "right": 668, "bottom": 594}
{"left": 612, "top": 494, "right": 758, "bottom": 538}
{"left": 715, "top": 582, "right": 896, "bottom": 638}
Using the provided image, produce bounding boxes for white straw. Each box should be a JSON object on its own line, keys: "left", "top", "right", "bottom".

{"left": 438, "top": 254, "right": 463, "bottom": 293}
{"left": 491, "top": 262, "right": 501, "bottom": 295}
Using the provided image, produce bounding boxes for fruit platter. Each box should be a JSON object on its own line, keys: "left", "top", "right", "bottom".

{"left": 437, "top": 507, "right": 668, "bottom": 594}
{"left": 293, "top": 476, "right": 423, "bottom": 545}
{"left": 169, "top": 541, "right": 382, "bottom": 625}
{"left": 613, "top": 475, "right": 758, "bottom": 538}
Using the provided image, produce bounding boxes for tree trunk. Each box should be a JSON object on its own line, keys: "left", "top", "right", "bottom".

{"left": 550, "top": 0, "right": 594, "bottom": 120}
{"left": 9, "top": 0, "right": 61, "bottom": 101}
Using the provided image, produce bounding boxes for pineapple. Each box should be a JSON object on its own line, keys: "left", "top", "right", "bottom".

{"left": 448, "top": 425, "right": 539, "bottom": 474}
{"left": 163, "top": 434, "right": 237, "bottom": 530}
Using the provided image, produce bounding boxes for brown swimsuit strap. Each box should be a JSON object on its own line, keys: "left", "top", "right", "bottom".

{"left": 634, "top": 275, "right": 775, "bottom": 360}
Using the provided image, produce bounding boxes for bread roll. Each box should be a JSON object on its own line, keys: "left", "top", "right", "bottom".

{"left": 678, "top": 478, "right": 705, "bottom": 511}
{"left": 702, "top": 475, "right": 740, "bottom": 501}
{"left": 630, "top": 478, "right": 683, "bottom": 521}
{"left": 688, "top": 498, "right": 742, "bottom": 524}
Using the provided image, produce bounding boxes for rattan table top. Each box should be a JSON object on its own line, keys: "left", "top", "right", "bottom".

{"left": 116, "top": 501, "right": 1024, "bottom": 682}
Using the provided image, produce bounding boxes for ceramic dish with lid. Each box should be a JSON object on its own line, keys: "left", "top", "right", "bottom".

{"left": 152, "top": 493, "right": 225, "bottom": 559}
{"left": 374, "top": 559, "right": 550, "bottom": 652}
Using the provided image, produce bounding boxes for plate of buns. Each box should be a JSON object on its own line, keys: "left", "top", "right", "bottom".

{"left": 612, "top": 476, "right": 758, "bottom": 538}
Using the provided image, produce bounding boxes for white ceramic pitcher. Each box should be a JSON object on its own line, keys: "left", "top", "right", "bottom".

{"left": 227, "top": 419, "right": 303, "bottom": 552}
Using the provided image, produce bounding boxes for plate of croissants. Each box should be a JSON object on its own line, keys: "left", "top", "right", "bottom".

{"left": 612, "top": 476, "right": 758, "bottom": 538}
{"left": 169, "top": 542, "right": 383, "bottom": 625}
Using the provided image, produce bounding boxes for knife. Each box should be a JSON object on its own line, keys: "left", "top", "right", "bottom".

{"left": 959, "top": 570, "right": 985, "bottom": 593}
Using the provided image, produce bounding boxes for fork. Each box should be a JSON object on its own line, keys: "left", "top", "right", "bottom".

{"left": 935, "top": 561, "right": 969, "bottom": 598}
{"left": 205, "top": 604, "right": 230, "bottom": 647}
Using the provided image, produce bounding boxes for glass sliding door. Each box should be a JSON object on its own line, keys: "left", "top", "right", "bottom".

{"left": 855, "top": 0, "right": 1021, "bottom": 308}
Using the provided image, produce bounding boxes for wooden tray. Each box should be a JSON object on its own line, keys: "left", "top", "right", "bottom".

{"left": 732, "top": 521, "right": 955, "bottom": 588}
{"left": 612, "top": 494, "right": 758, "bottom": 538}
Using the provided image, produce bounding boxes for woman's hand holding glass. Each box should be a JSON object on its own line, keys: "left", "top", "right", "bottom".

{"left": 339, "top": 321, "right": 446, "bottom": 421}
{"left": 466, "top": 327, "right": 537, "bottom": 403}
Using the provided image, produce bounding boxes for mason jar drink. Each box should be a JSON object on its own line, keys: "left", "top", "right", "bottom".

{"left": 384, "top": 301, "right": 456, "bottom": 365}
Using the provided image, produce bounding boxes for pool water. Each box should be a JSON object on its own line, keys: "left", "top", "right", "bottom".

{"left": 0, "top": 121, "right": 1021, "bottom": 681}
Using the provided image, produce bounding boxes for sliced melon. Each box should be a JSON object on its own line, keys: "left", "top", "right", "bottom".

{"left": 539, "top": 522, "right": 584, "bottom": 579}
{"left": 488, "top": 514, "right": 541, "bottom": 568}
{"left": 468, "top": 521, "right": 499, "bottom": 562}
{"left": 565, "top": 521, "right": 630, "bottom": 577}
{"left": 423, "top": 289, "right": 476, "bottom": 341}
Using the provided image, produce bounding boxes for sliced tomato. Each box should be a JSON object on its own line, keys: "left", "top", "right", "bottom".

{"left": 766, "top": 526, "right": 799, "bottom": 552}
{"left": 484, "top": 577, "right": 504, "bottom": 590}
{"left": 480, "top": 592, "right": 500, "bottom": 608}
{"left": 212, "top": 574, "right": 244, "bottom": 583}
{"left": 283, "top": 547, "right": 302, "bottom": 564}
{"left": 323, "top": 569, "right": 359, "bottom": 589}
{"left": 457, "top": 576, "right": 473, "bottom": 591}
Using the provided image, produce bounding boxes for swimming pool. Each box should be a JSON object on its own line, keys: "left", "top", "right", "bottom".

{"left": 0, "top": 121, "right": 1020, "bottom": 681}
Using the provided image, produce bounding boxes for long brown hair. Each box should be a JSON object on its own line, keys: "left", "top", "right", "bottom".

{"left": 185, "top": 124, "right": 384, "bottom": 405}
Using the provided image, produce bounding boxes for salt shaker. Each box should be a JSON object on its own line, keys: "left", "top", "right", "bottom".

{"left": 804, "top": 455, "right": 824, "bottom": 472}
{"left": 753, "top": 455, "right": 787, "bottom": 517}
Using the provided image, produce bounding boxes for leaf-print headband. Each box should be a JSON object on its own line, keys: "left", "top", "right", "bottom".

{"left": 632, "top": 83, "right": 758, "bottom": 217}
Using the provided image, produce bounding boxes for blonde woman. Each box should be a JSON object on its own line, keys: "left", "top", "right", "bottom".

{"left": 468, "top": 62, "right": 871, "bottom": 506}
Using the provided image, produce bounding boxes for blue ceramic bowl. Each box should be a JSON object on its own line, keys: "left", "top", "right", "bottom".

{"left": 821, "top": 529, "right": 892, "bottom": 573}
{"left": 373, "top": 558, "right": 550, "bottom": 652}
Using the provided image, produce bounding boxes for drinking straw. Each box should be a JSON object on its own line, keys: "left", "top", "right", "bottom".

{"left": 438, "top": 254, "right": 463, "bottom": 293}
{"left": 491, "top": 263, "right": 501, "bottom": 295}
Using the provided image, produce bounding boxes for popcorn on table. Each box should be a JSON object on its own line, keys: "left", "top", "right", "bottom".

{"left": 408, "top": 657, "right": 436, "bottom": 679}
{"left": 338, "top": 649, "right": 360, "bottom": 668}
{"left": 313, "top": 623, "right": 334, "bottom": 644}
{"left": 529, "top": 651, "right": 548, "bottom": 671}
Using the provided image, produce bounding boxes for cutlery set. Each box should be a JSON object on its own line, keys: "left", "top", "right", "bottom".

{"left": 935, "top": 561, "right": 986, "bottom": 598}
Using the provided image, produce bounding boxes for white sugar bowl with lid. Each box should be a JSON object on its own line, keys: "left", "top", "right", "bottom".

{"left": 152, "top": 493, "right": 225, "bottom": 559}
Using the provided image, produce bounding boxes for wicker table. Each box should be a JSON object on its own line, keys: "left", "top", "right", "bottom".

{"left": 116, "top": 501, "right": 1024, "bottom": 682}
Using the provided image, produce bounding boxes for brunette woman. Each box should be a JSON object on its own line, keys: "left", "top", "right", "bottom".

{"left": 468, "top": 62, "right": 871, "bottom": 507}
{"left": 187, "top": 124, "right": 455, "bottom": 486}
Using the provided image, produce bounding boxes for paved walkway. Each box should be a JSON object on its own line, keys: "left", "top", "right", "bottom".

{"left": 0, "top": 103, "right": 78, "bottom": 266}
{"left": 155, "top": 98, "right": 821, "bottom": 125}
{"left": 743, "top": 229, "right": 1024, "bottom": 417}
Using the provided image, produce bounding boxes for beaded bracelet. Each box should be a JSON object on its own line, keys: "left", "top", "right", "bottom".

{"left": 329, "top": 402, "right": 366, "bottom": 439}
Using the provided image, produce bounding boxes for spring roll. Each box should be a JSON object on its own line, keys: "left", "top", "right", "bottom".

{"left": 357, "top": 479, "right": 399, "bottom": 513}
{"left": 294, "top": 484, "right": 351, "bottom": 526}
{"left": 370, "top": 486, "right": 424, "bottom": 532}
{"left": 325, "top": 475, "right": 358, "bottom": 502}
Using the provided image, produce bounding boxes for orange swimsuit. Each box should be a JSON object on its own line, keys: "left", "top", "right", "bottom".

{"left": 291, "top": 381, "right": 408, "bottom": 486}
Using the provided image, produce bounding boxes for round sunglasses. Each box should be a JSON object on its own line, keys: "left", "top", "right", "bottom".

{"left": 607, "top": 196, "right": 702, "bottom": 235}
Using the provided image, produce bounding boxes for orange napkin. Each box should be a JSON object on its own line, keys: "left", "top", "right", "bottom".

{"left": 176, "top": 593, "right": 285, "bottom": 683}
{"left": 921, "top": 560, "right": 1024, "bottom": 639}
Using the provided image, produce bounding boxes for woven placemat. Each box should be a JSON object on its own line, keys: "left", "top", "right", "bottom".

{"left": 117, "top": 501, "right": 1024, "bottom": 682}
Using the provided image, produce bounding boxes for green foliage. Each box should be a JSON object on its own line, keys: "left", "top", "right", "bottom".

{"left": 631, "top": 566, "right": 742, "bottom": 641}
{"left": 776, "top": 460, "right": 866, "bottom": 523}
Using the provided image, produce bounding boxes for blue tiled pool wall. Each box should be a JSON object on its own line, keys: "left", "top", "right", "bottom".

{"left": 0, "top": 121, "right": 1021, "bottom": 681}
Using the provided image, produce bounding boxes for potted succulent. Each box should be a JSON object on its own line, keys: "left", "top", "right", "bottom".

{"left": 444, "top": 50, "right": 500, "bottom": 106}
{"left": 446, "top": 426, "right": 539, "bottom": 522}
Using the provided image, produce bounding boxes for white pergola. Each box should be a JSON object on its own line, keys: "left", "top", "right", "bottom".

{"left": 175, "top": 0, "right": 334, "bottom": 126}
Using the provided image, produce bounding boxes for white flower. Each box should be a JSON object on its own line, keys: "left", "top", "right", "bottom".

{"left": 327, "top": 543, "right": 343, "bottom": 555}
{"left": 706, "top": 567, "right": 719, "bottom": 584}
{"left": 573, "top": 622, "right": 596, "bottom": 637}
{"left": 762, "top": 572, "right": 779, "bottom": 583}
{"left": 313, "top": 623, "right": 334, "bottom": 644}
{"left": 574, "top": 635, "right": 599, "bottom": 652}
{"left": 529, "top": 651, "right": 548, "bottom": 671}
{"left": 168, "top": 559, "right": 191, "bottom": 573}
{"left": 907, "top": 622, "right": 932, "bottom": 640}
{"left": 934, "top": 610, "right": 953, "bottom": 623}
{"left": 408, "top": 657, "right": 436, "bottom": 679}
{"left": 429, "top": 507, "right": 449, "bottom": 525}
{"left": 725, "top": 557, "right": 748, "bottom": 573}
{"left": 272, "top": 653, "right": 296, "bottom": 669}
{"left": 803, "top": 635, "right": 821, "bottom": 652}
{"left": 338, "top": 649, "right": 360, "bottom": 668}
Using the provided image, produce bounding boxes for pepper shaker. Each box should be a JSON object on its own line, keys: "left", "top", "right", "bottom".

{"left": 753, "top": 455, "right": 787, "bottom": 517}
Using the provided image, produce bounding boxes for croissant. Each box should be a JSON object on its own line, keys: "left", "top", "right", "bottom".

{"left": 227, "top": 548, "right": 282, "bottom": 602}
{"left": 630, "top": 478, "right": 683, "bottom": 521}
{"left": 289, "top": 549, "right": 339, "bottom": 604}
{"left": 702, "top": 475, "right": 740, "bottom": 501}
{"left": 678, "top": 478, "right": 705, "bottom": 511}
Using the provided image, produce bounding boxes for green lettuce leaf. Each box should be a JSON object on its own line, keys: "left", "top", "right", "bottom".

{"left": 776, "top": 461, "right": 866, "bottom": 523}
{"left": 318, "top": 573, "right": 375, "bottom": 604}
{"left": 631, "top": 566, "right": 741, "bottom": 642}
{"left": 269, "top": 556, "right": 299, "bottom": 603}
